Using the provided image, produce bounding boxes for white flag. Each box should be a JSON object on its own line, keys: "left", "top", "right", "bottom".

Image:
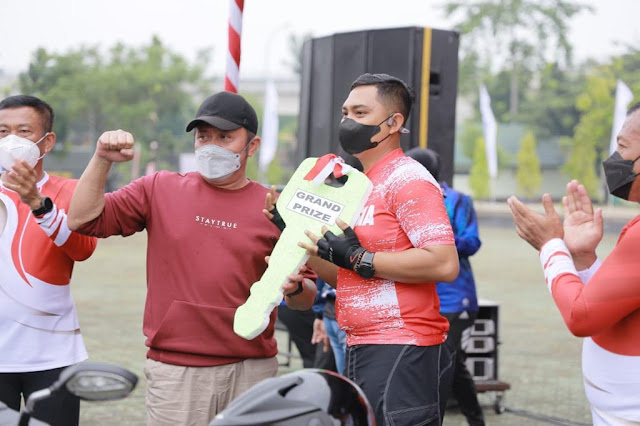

{"left": 259, "top": 80, "right": 279, "bottom": 174}
{"left": 479, "top": 85, "right": 498, "bottom": 178}
{"left": 610, "top": 80, "right": 634, "bottom": 154}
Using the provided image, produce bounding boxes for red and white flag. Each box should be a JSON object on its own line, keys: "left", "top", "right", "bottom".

{"left": 304, "top": 154, "right": 354, "bottom": 186}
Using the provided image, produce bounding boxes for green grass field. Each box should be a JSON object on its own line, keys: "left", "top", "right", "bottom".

{"left": 69, "top": 221, "right": 623, "bottom": 425}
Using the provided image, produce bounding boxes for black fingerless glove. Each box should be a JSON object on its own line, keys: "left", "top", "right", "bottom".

{"left": 317, "top": 226, "right": 366, "bottom": 271}
{"left": 269, "top": 205, "right": 286, "bottom": 232}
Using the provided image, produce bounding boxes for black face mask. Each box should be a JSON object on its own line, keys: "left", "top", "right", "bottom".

{"left": 603, "top": 151, "right": 640, "bottom": 200}
{"left": 338, "top": 115, "right": 393, "bottom": 155}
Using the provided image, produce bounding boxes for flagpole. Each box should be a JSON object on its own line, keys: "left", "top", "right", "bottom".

{"left": 225, "top": 0, "right": 244, "bottom": 93}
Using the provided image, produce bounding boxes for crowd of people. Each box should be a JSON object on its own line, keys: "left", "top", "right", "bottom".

{"left": 0, "top": 71, "right": 638, "bottom": 426}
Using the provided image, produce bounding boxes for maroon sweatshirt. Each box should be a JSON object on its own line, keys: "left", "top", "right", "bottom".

{"left": 77, "top": 171, "right": 281, "bottom": 366}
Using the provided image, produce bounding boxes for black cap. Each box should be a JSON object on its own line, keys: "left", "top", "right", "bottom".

{"left": 186, "top": 91, "right": 258, "bottom": 134}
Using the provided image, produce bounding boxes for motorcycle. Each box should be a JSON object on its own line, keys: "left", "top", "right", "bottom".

{"left": 0, "top": 363, "right": 372, "bottom": 425}
{"left": 0, "top": 362, "right": 138, "bottom": 426}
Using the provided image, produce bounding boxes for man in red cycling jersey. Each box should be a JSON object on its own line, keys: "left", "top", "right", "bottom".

{"left": 301, "top": 73, "right": 459, "bottom": 426}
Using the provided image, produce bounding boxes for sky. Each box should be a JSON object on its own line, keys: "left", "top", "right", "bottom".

{"left": 1, "top": 0, "right": 639, "bottom": 81}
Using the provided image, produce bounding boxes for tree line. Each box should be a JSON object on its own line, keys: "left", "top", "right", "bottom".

{"left": 3, "top": 1, "right": 638, "bottom": 200}
{"left": 448, "top": 0, "right": 639, "bottom": 200}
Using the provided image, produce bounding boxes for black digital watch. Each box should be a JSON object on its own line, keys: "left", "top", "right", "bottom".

{"left": 32, "top": 196, "right": 54, "bottom": 217}
{"left": 356, "top": 251, "right": 376, "bottom": 279}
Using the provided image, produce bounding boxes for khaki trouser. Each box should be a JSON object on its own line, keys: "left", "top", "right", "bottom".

{"left": 144, "top": 357, "right": 278, "bottom": 426}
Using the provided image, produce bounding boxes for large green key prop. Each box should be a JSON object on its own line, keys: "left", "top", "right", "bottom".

{"left": 234, "top": 155, "right": 372, "bottom": 340}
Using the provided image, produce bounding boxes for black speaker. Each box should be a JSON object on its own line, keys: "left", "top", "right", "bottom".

{"left": 463, "top": 301, "right": 501, "bottom": 382}
{"left": 296, "top": 26, "right": 459, "bottom": 185}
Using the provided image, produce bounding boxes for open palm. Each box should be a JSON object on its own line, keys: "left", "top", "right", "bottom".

{"left": 508, "top": 193, "right": 563, "bottom": 251}
{"left": 562, "top": 181, "right": 603, "bottom": 256}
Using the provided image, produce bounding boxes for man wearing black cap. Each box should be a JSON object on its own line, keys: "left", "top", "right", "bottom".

{"left": 67, "top": 92, "right": 317, "bottom": 425}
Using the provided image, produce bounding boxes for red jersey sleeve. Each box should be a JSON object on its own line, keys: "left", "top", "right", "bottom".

{"left": 391, "top": 178, "right": 454, "bottom": 248}
{"left": 550, "top": 219, "right": 640, "bottom": 338}
{"left": 35, "top": 203, "right": 97, "bottom": 261}
{"left": 37, "top": 178, "right": 97, "bottom": 261}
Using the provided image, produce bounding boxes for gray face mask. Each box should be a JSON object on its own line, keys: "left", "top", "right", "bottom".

{"left": 195, "top": 143, "right": 250, "bottom": 180}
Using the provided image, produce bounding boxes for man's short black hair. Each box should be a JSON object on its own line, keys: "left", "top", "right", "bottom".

{"left": 405, "top": 147, "right": 441, "bottom": 181}
{"left": 0, "top": 95, "right": 55, "bottom": 133}
{"left": 350, "top": 73, "right": 415, "bottom": 125}
{"left": 627, "top": 101, "right": 640, "bottom": 117}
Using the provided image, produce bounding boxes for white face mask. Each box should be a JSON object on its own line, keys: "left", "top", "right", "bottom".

{"left": 195, "top": 143, "right": 250, "bottom": 181}
{"left": 0, "top": 133, "right": 48, "bottom": 172}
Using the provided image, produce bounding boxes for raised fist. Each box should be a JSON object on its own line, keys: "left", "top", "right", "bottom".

{"left": 95, "top": 129, "right": 135, "bottom": 163}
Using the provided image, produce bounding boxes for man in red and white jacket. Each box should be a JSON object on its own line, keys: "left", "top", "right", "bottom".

{"left": 508, "top": 103, "right": 640, "bottom": 425}
{"left": 0, "top": 95, "right": 97, "bottom": 426}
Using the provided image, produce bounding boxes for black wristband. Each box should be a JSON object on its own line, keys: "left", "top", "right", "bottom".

{"left": 285, "top": 281, "right": 304, "bottom": 297}
{"left": 269, "top": 205, "right": 286, "bottom": 232}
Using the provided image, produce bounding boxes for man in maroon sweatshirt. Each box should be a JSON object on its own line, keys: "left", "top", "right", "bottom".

{"left": 68, "top": 92, "right": 316, "bottom": 425}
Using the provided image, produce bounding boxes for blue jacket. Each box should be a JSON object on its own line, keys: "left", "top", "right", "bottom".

{"left": 437, "top": 182, "right": 482, "bottom": 313}
{"left": 312, "top": 278, "right": 337, "bottom": 318}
